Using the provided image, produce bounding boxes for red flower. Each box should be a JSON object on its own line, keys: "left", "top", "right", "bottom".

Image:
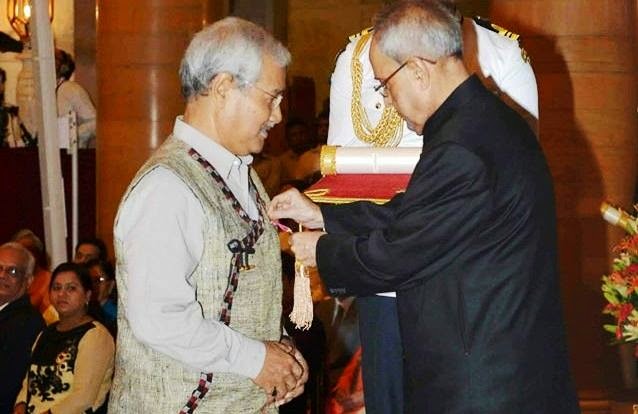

{"left": 614, "top": 303, "right": 636, "bottom": 339}
{"left": 610, "top": 271, "right": 627, "bottom": 284}
{"left": 619, "top": 303, "right": 634, "bottom": 322}
{"left": 615, "top": 235, "right": 638, "bottom": 256}
{"left": 605, "top": 303, "right": 618, "bottom": 313}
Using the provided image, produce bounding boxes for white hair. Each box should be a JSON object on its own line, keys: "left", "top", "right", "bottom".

{"left": 180, "top": 16, "right": 291, "bottom": 100}
{"left": 373, "top": 0, "right": 462, "bottom": 63}
{"left": 0, "top": 242, "right": 36, "bottom": 277}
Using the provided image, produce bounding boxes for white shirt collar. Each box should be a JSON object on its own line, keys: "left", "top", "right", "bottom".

{"left": 172, "top": 116, "right": 253, "bottom": 178}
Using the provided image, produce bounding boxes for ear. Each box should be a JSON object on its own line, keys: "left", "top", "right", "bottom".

{"left": 410, "top": 58, "right": 431, "bottom": 89}
{"left": 209, "top": 72, "right": 235, "bottom": 101}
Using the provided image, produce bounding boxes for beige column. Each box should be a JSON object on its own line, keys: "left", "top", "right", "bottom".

{"left": 96, "top": 0, "right": 227, "bottom": 254}
{"left": 490, "top": 0, "right": 638, "bottom": 391}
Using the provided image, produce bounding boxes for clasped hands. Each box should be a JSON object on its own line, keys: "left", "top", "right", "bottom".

{"left": 253, "top": 338, "right": 309, "bottom": 408}
{"left": 268, "top": 188, "right": 325, "bottom": 267}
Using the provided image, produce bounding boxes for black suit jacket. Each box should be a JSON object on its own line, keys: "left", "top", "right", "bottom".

{"left": 318, "top": 76, "right": 580, "bottom": 413}
{"left": 0, "top": 294, "right": 45, "bottom": 414}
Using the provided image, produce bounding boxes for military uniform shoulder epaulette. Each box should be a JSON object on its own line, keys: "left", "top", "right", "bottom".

{"left": 472, "top": 16, "right": 520, "bottom": 41}
{"left": 472, "top": 16, "right": 530, "bottom": 63}
{"left": 348, "top": 27, "right": 374, "bottom": 42}
{"left": 333, "top": 27, "right": 374, "bottom": 70}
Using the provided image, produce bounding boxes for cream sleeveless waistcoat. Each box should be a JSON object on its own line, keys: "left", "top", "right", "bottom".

{"left": 108, "top": 137, "right": 282, "bottom": 413}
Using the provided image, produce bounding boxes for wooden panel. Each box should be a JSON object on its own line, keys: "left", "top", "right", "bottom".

{"left": 98, "top": 35, "right": 192, "bottom": 66}
{"left": 99, "top": 66, "right": 182, "bottom": 122}
{"left": 525, "top": 36, "right": 636, "bottom": 73}
{"left": 539, "top": 73, "right": 637, "bottom": 111}
{"left": 491, "top": 0, "right": 632, "bottom": 36}
{"left": 97, "top": 1, "right": 204, "bottom": 35}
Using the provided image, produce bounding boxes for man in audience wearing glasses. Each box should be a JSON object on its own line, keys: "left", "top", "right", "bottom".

{"left": 0, "top": 242, "right": 45, "bottom": 414}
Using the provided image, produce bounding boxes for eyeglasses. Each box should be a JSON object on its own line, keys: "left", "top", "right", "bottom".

{"left": 374, "top": 56, "right": 437, "bottom": 98}
{"left": 0, "top": 264, "right": 25, "bottom": 278}
{"left": 248, "top": 83, "right": 284, "bottom": 111}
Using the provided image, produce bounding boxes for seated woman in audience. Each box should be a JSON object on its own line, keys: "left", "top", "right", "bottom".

{"left": 86, "top": 259, "right": 117, "bottom": 333}
{"left": 13, "top": 262, "right": 115, "bottom": 414}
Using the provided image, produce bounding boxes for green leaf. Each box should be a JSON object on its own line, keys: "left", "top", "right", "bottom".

{"left": 604, "top": 292, "right": 620, "bottom": 305}
{"left": 604, "top": 324, "right": 617, "bottom": 333}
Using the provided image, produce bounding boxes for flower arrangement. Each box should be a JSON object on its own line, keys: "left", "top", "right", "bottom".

{"left": 601, "top": 202, "right": 638, "bottom": 347}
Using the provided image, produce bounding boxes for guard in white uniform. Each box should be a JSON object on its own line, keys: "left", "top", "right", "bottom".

{"left": 329, "top": 17, "right": 538, "bottom": 148}
{"left": 327, "top": 11, "right": 539, "bottom": 414}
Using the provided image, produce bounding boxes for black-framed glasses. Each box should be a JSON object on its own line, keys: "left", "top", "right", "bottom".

{"left": 248, "top": 83, "right": 284, "bottom": 111}
{"left": 374, "top": 56, "right": 437, "bottom": 98}
{"left": 0, "top": 264, "right": 25, "bottom": 278}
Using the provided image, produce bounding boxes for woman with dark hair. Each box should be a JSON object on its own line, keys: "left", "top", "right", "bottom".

{"left": 13, "top": 262, "right": 114, "bottom": 414}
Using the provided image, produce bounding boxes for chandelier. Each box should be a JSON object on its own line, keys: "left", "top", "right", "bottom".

{"left": 7, "top": 0, "right": 54, "bottom": 41}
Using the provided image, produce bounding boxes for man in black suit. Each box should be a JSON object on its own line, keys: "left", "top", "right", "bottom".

{"left": 269, "top": 1, "right": 579, "bottom": 412}
{"left": 0, "top": 242, "right": 45, "bottom": 414}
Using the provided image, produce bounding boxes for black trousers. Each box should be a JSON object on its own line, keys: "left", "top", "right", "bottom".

{"left": 357, "top": 295, "right": 404, "bottom": 414}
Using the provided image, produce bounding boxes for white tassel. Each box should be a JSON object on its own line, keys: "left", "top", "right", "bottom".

{"left": 290, "top": 260, "right": 313, "bottom": 330}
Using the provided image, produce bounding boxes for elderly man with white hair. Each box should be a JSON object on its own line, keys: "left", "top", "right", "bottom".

{"left": 109, "top": 17, "right": 307, "bottom": 414}
{"left": 0, "top": 242, "right": 45, "bottom": 414}
{"left": 270, "top": 1, "right": 578, "bottom": 412}
{"left": 325, "top": 1, "right": 539, "bottom": 411}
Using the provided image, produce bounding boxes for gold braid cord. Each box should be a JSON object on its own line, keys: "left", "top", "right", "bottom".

{"left": 350, "top": 31, "right": 403, "bottom": 147}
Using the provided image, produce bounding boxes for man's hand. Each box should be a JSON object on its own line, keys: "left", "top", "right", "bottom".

{"left": 290, "top": 231, "right": 325, "bottom": 268}
{"left": 253, "top": 341, "right": 306, "bottom": 406}
{"left": 268, "top": 188, "right": 324, "bottom": 229}
{"left": 274, "top": 338, "right": 310, "bottom": 407}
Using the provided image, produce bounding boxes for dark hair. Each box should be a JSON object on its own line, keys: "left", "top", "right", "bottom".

{"left": 86, "top": 259, "right": 115, "bottom": 281}
{"left": 50, "top": 262, "right": 93, "bottom": 293}
{"left": 0, "top": 68, "right": 6, "bottom": 84}
{"left": 75, "top": 237, "right": 108, "bottom": 261}
{"left": 55, "top": 49, "right": 75, "bottom": 80}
